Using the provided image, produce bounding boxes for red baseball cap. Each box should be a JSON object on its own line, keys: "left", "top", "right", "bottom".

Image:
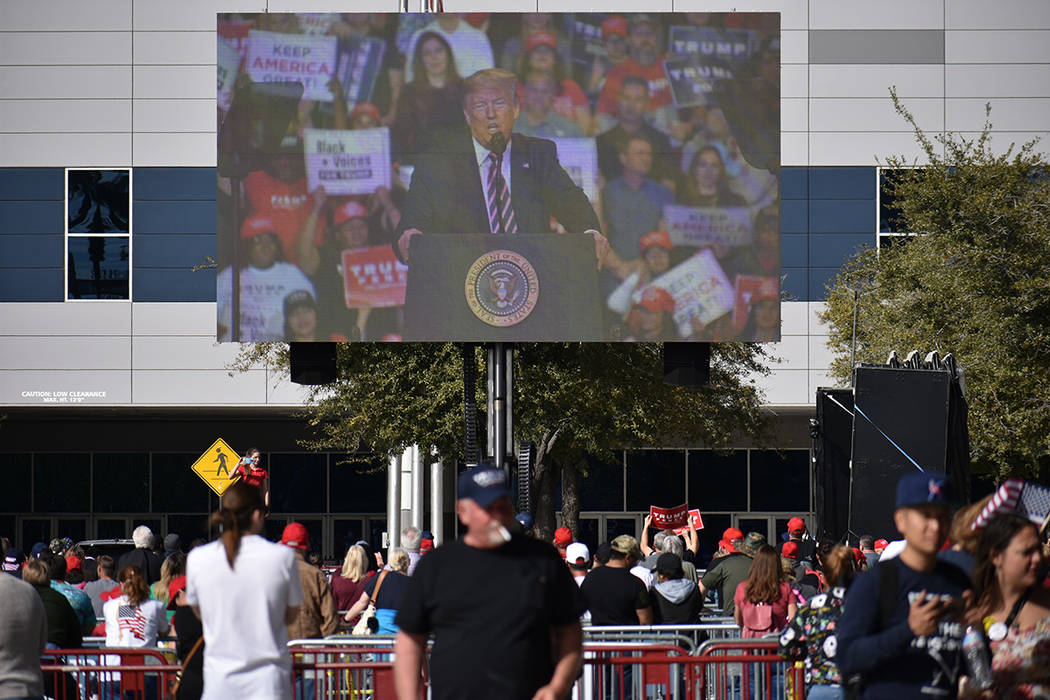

{"left": 65, "top": 555, "right": 82, "bottom": 572}
{"left": 333, "top": 200, "right": 368, "bottom": 227}
{"left": 787, "top": 517, "right": 806, "bottom": 535}
{"left": 280, "top": 522, "right": 309, "bottom": 550}
{"left": 781, "top": 541, "right": 799, "bottom": 559}
{"left": 601, "top": 15, "right": 628, "bottom": 38}
{"left": 874, "top": 538, "right": 889, "bottom": 553}
{"left": 525, "top": 32, "right": 558, "bottom": 53}
{"left": 720, "top": 527, "right": 744, "bottom": 552}
{"left": 639, "top": 230, "right": 672, "bottom": 254}
{"left": 167, "top": 574, "right": 187, "bottom": 610}
{"left": 638, "top": 286, "right": 674, "bottom": 314}
{"left": 553, "top": 526, "right": 573, "bottom": 547}
{"left": 240, "top": 215, "right": 277, "bottom": 240}
{"left": 350, "top": 102, "right": 381, "bottom": 124}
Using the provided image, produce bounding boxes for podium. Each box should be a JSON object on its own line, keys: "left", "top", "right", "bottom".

{"left": 402, "top": 233, "right": 604, "bottom": 341}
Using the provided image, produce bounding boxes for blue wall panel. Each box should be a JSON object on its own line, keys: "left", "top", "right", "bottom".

{"left": 808, "top": 233, "right": 873, "bottom": 268}
{"left": 133, "top": 267, "right": 216, "bottom": 302}
{"left": 781, "top": 268, "right": 806, "bottom": 301}
{"left": 134, "top": 168, "right": 216, "bottom": 201}
{"left": 0, "top": 235, "right": 63, "bottom": 268}
{"left": 781, "top": 200, "right": 807, "bottom": 233}
{"left": 808, "top": 200, "right": 876, "bottom": 234}
{"left": 0, "top": 169, "right": 64, "bottom": 201}
{"left": 781, "top": 167, "right": 808, "bottom": 200}
{"left": 808, "top": 268, "right": 841, "bottom": 302}
{"left": 134, "top": 201, "right": 216, "bottom": 235}
{"left": 134, "top": 235, "right": 216, "bottom": 268}
{"left": 809, "top": 167, "right": 875, "bottom": 199}
{"left": 0, "top": 202, "right": 64, "bottom": 234}
{"left": 0, "top": 269, "right": 63, "bottom": 301}
{"left": 780, "top": 233, "right": 807, "bottom": 268}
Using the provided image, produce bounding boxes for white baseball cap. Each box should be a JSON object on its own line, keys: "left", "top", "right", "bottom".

{"left": 565, "top": 542, "right": 591, "bottom": 565}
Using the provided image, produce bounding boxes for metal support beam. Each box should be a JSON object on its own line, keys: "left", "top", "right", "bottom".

{"left": 386, "top": 452, "right": 401, "bottom": 558}
{"left": 431, "top": 458, "right": 444, "bottom": 546}
{"left": 411, "top": 444, "right": 424, "bottom": 530}
{"left": 487, "top": 343, "right": 514, "bottom": 472}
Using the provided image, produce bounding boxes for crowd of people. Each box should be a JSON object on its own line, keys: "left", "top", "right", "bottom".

{"left": 3, "top": 467, "right": 1048, "bottom": 699}
{"left": 215, "top": 12, "right": 782, "bottom": 343}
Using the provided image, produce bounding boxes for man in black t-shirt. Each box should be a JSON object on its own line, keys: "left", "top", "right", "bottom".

{"left": 579, "top": 535, "right": 653, "bottom": 626}
{"left": 394, "top": 466, "right": 584, "bottom": 700}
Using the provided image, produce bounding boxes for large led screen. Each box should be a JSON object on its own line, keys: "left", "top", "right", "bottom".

{"left": 216, "top": 12, "right": 780, "bottom": 342}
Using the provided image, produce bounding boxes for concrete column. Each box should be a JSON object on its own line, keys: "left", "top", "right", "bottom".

{"left": 411, "top": 444, "right": 424, "bottom": 530}
{"left": 431, "top": 458, "right": 444, "bottom": 546}
{"left": 386, "top": 452, "right": 402, "bottom": 557}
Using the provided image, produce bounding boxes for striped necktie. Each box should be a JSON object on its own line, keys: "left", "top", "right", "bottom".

{"left": 486, "top": 151, "right": 517, "bottom": 234}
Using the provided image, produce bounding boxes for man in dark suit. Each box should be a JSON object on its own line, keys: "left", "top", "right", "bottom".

{"left": 394, "top": 68, "right": 608, "bottom": 266}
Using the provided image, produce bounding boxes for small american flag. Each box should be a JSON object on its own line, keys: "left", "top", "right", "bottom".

{"left": 117, "top": 605, "right": 147, "bottom": 641}
{"left": 973, "top": 479, "right": 1050, "bottom": 529}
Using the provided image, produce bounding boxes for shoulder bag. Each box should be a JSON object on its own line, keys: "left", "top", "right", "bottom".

{"left": 352, "top": 570, "right": 390, "bottom": 636}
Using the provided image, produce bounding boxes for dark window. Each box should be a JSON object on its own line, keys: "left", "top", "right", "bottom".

{"left": 264, "top": 519, "right": 286, "bottom": 543}
{"left": 92, "top": 454, "right": 148, "bottom": 513}
{"left": 606, "top": 517, "right": 636, "bottom": 541}
{"left": 22, "top": 519, "right": 50, "bottom": 550}
{"left": 695, "top": 512, "right": 732, "bottom": 568}
{"left": 737, "top": 517, "right": 770, "bottom": 543}
{"left": 688, "top": 450, "right": 747, "bottom": 512}
{"left": 67, "top": 236, "right": 129, "bottom": 299}
{"left": 269, "top": 453, "right": 327, "bottom": 514}
{"left": 57, "top": 518, "right": 87, "bottom": 544}
{"left": 577, "top": 517, "right": 600, "bottom": 551}
{"left": 151, "top": 454, "right": 210, "bottom": 513}
{"left": 333, "top": 519, "right": 365, "bottom": 558}
{"left": 369, "top": 519, "right": 386, "bottom": 553}
{"left": 96, "top": 518, "right": 127, "bottom": 540}
{"left": 34, "top": 454, "right": 90, "bottom": 513}
{"left": 0, "top": 454, "right": 31, "bottom": 512}
{"left": 330, "top": 456, "right": 386, "bottom": 512}
{"left": 67, "top": 170, "right": 130, "bottom": 233}
{"left": 166, "top": 515, "right": 211, "bottom": 547}
{"left": 0, "top": 515, "right": 15, "bottom": 547}
{"left": 626, "top": 450, "right": 685, "bottom": 512}
{"left": 295, "top": 518, "right": 323, "bottom": 556}
{"left": 750, "top": 450, "right": 810, "bottom": 512}
{"left": 133, "top": 519, "right": 163, "bottom": 540}
{"left": 775, "top": 517, "right": 793, "bottom": 543}
{"left": 579, "top": 452, "right": 624, "bottom": 512}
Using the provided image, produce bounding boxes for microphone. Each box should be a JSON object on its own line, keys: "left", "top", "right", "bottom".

{"left": 488, "top": 132, "right": 507, "bottom": 156}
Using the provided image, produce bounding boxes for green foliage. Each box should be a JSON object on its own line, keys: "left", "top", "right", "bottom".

{"left": 821, "top": 90, "right": 1050, "bottom": 479}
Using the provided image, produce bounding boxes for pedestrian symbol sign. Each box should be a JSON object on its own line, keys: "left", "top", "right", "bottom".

{"left": 191, "top": 438, "right": 241, "bottom": 496}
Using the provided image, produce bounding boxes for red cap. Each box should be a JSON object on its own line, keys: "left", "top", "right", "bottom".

{"left": 638, "top": 286, "right": 675, "bottom": 314}
{"left": 787, "top": 517, "right": 806, "bottom": 535}
{"left": 553, "top": 526, "right": 573, "bottom": 547}
{"left": 65, "top": 555, "right": 82, "bottom": 572}
{"left": 525, "top": 31, "right": 558, "bottom": 52}
{"left": 167, "top": 574, "right": 187, "bottom": 610}
{"left": 851, "top": 547, "right": 865, "bottom": 568}
{"left": 640, "top": 230, "right": 672, "bottom": 254}
{"left": 350, "top": 102, "right": 381, "bottom": 124}
{"left": 781, "top": 541, "right": 799, "bottom": 559}
{"left": 280, "top": 522, "right": 310, "bottom": 550}
{"left": 420, "top": 538, "right": 434, "bottom": 552}
{"left": 874, "top": 538, "right": 889, "bottom": 553}
{"left": 720, "top": 527, "right": 744, "bottom": 553}
{"left": 240, "top": 215, "right": 277, "bottom": 240}
{"left": 601, "top": 15, "right": 628, "bottom": 38}
{"left": 334, "top": 200, "right": 368, "bottom": 227}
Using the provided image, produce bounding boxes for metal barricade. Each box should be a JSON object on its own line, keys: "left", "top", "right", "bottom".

{"left": 691, "top": 639, "right": 804, "bottom": 700}
{"left": 41, "top": 648, "right": 180, "bottom": 700}
{"left": 576, "top": 642, "right": 693, "bottom": 700}
{"left": 289, "top": 637, "right": 418, "bottom": 700}
{"left": 586, "top": 624, "right": 741, "bottom": 651}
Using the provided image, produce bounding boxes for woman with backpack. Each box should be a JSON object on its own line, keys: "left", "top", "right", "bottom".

{"left": 735, "top": 544, "right": 798, "bottom": 637}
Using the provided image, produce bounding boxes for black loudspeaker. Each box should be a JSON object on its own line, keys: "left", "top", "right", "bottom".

{"left": 814, "top": 388, "right": 854, "bottom": 541}
{"left": 290, "top": 342, "right": 338, "bottom": 385}
{"left": 848, "top": 366, "right": 951, "bottom": 540}
{"left": 663, "top": 342, "right": 710, "bottom": 387}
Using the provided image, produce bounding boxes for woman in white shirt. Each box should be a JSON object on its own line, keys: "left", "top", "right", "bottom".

{"left": 102, "top": 564, "right": 169, "bottom": 699}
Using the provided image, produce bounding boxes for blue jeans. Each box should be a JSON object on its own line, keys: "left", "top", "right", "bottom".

{"left": 807, "top": 683, "right": 844, "bottom": 700}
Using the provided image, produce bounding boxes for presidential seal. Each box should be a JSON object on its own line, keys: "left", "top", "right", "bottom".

{"left": 464, "top": 250, "right": 539, "bottom": 327}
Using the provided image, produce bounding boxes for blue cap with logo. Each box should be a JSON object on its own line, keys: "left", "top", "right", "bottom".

{"left": 896, "top": 471, "right": 950, "bottom": 509}
{"left": 516, "top": 513, "right": 534, "bottom": 529}
{"left": 457, "top": 465, "right": 511, "bottom": 507}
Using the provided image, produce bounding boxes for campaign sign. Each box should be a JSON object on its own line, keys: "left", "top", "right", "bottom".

{"left": 568, "top": 14, "right": 608, "bottom": 73}
{"left": 551, "top": 137, "right": 600, "bottom": 205}
{"left": 733, "top": 274, "right": 779, "bottom": 327}
{"left": 334, "top": 36, "right": 387, "bottom": 106}
{"left": 246, "top": 30, "right": 337, "bottom": 102}
{"left": 664, "top": 55, "right": 734, "bottom": 108}
{"left": 304, "top": 127, "right": 391, "bottom": 196}
{"left": 341, "top": 246, "right": 408, "bottom": 308}
{"left": 650, "top": 503, "right": 689, "bottom": 529}
{"left": 668, "top": 26, "right": 755, "bottom": 64}
{"left": 674, "top": 509, "right": 705, "bottom": 534}
{"left": 664, "top": 205, "right": 753, "bottom": 248}
{"left": 298, "top": 13, "right": 338, "bottom": 35}
{"left": 218, "top": 19, "right": 253, "bottom": 59}
{"left": 646, "top": 248, "right": 735, "bottom": 331}
{"left": 217, "top": 39, "right": 241, "bottom": 112}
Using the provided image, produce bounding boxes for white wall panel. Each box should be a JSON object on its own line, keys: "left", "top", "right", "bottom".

{"left": 0, "top": 337, "right": 130, "bottom": 370}
{"left": 781, "top": 301, "right": 808, "bottom": 336}
{"left": 946, "top": 30, "right": 1050, "bottom": 63}
{"left": 781, "top": 30, "right": 808, "bottom": 64}
{"left": 668, "top": 0, "right": 806, "bottom": 31}
{"left": 134, "top": 31, "right": 216, "bottom": 65}
{"left": 948, "top": 0, "right": 1050, "bottom": 30}
{"left": 0, "top": 370, "right": 131, "bottom": 404}
{"left": 134, "top": 99, "right": 214, "bottom": 133}
{"left": 809, "top": 132, "right": 933, "bottom": 166}
{"left": 134, "top": 66, "right": 213, "bottom": 99}
{"left": 0, "top": 0, "right": 132, "bottom": 31}
{"left": 809, "top": 64, "right": 943, "bottom": 98}
{"left": 268, "top": 0, "right": 400, "bottom": 10}
{"left": 133, "top": 0, "right": 266, "bottom": 31}
{"left": 132, "top": 303, "right": 216, "bottom": 336}
{"left": 953, "top": 131, "right": 1050, "bottom": 158}
{"left": 756, "top": 368, "right": 809, "bottom": 405}
{"left": 809, "top": 97, "right": 943, "bottom": 133}
{"left": 765, "top": 334, "right": 807, "bottom": 368}
{"left": 0, "top": 100, "right": 132, "bottom": 133}
{"left": 946, "top": 65, "right": 1050, "bottom": 98}
{"left": 946, "top": 98, "right": 1050, "bottom": 132}
{"left": 807, "top": 333, "right": 834, "bottom": 369}
{"left": 782, "top": 97, "right": 807, "bottom": 131}
{"left": 808, "top": 301, "right": 829, "bottom": 336}
{"left": 0, "top": 32, "right": 132, "bottom": 65}
{"left": 1, "top": 302, "right": 132, "bottom": 335}
{"left": 781, "top": 132, "right": 808, "bottom": 166}
{"left": 537, "top": 0, "right": 671, "bottom": 11}
{"left": 782, "top": 65, "right": 807, "bottom": 99}
{"left": 0, "top": 134, "right": 132, "bottom": 167}
{"left": 131, "top": 368, "right": 266, "bottom": 404}
{"left": 808, "top": 369, "right": 840, "bottom": 396}
{"left": 266, "top": 376, "right": 313, "bottom": 405}
{"left": 808, "top": 0, "right": 942, "bottom": 30}
{"left": 132, "top": 336, "right": 243, "bottom": 370}
{"left": 133, "top": 133, "right": 215, "bottom": 167}
{"left": 0, "top": 66, "right": 132, "bottom": 99}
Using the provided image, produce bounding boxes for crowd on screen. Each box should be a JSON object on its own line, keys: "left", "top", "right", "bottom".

{"left": 214, "top": 12, "right": 782, "bottom": 343}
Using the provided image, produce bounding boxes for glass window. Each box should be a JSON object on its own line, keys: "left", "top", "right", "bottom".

{"left": 749, "top": 450, "right": 809, "bottom": 513}
{"left": 66, "top": 169, "right": 131, "bottom": 301}
{"left": 606, "top": 517, "right": 636, "bottom": 542}
{"left": 151, "top": 454, "right": 210, "bottom": 513}
{"left": 264, "top": 519, "right": 286, "bottom": 543}
{"left": 92, "top": 454, "right": 148, "bottom": 513}
{"left": 577, "top": 517, "right": 600, "bottom": 552}
{"left": 22, "top": 519, "right": 50, "bottom": 550}
{"left": 96, "top": 518, "right": 127, "bottom": 540}
{"left": 34, "top": 454, "right": 90, "bottom": 513}
{"left": 166, "top": 515, "right": 210, "bottom": 547}
{"left": 333, "top": 519, "right": 365, "bottom": 559}
{"left": 688, "top": 450, "right": 747, "bottom": 512}
{"left": 269, "top": 453, "right": 327, "bottom": 514}
{"left": 878, "top": 167, "right": 921, "bottom": 250}
{"left": 330, "top": 456, "right": 386, "bottom": 513}
{"left": 695, "top": 512, "right": 732, "bottom": 569}
{"left": 369, "top": 519, "right": 386, "bottom": 553}
{"left": 0, "top": 516, "right": 15, "bottom": 547}
{"left": 0, "top": 454, "right": 31, "bottom": 513}
{"left": 626, "top": 450, "right": 685, "bottom": 512}
{"left": 737, "top": 517, "right": 770, "bottom": 543}
{"left": 57, "top": 518, "right": 87, "bottom": 544}
{"left": 579, "top": 451, "right": 624, "bottom": 512}
{"left": 295, "top": 518, "right": 323, "bottom": 556}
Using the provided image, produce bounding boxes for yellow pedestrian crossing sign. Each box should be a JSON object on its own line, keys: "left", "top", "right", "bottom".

{"left": 191, "top": 438, "right": 241, "bottom": 496}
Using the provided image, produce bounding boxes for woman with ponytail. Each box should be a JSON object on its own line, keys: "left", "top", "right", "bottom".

{"left": 185, "top": 481, "right": 303, "bottom": 700}
{"left": 102, "top": 565, "right": 169, "bottom": 698}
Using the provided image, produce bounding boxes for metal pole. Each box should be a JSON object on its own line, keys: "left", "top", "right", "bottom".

{"left": 493, "top": 343, "right": 507, "bottom": 472}
{"left": 386, "top": 452, "right": 401, "bottom": 558}
{"left": 431, "top": 458, "right": 443, "bottom": 546}
{"left": 505, "top": 344, "right": 514, "bottom": 464}
{"left": 486, "top": 345, "right": 496, "bottom": 461}
{"left": 411, "top": 444, "right": 424, "bottom": 530}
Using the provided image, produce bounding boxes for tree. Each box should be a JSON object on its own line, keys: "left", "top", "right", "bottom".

{"left": 821, "top": 90, "right": 1050, "bottom": 480}
{"left": 234, "top": 340, "right": 773, "bottom": 538}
